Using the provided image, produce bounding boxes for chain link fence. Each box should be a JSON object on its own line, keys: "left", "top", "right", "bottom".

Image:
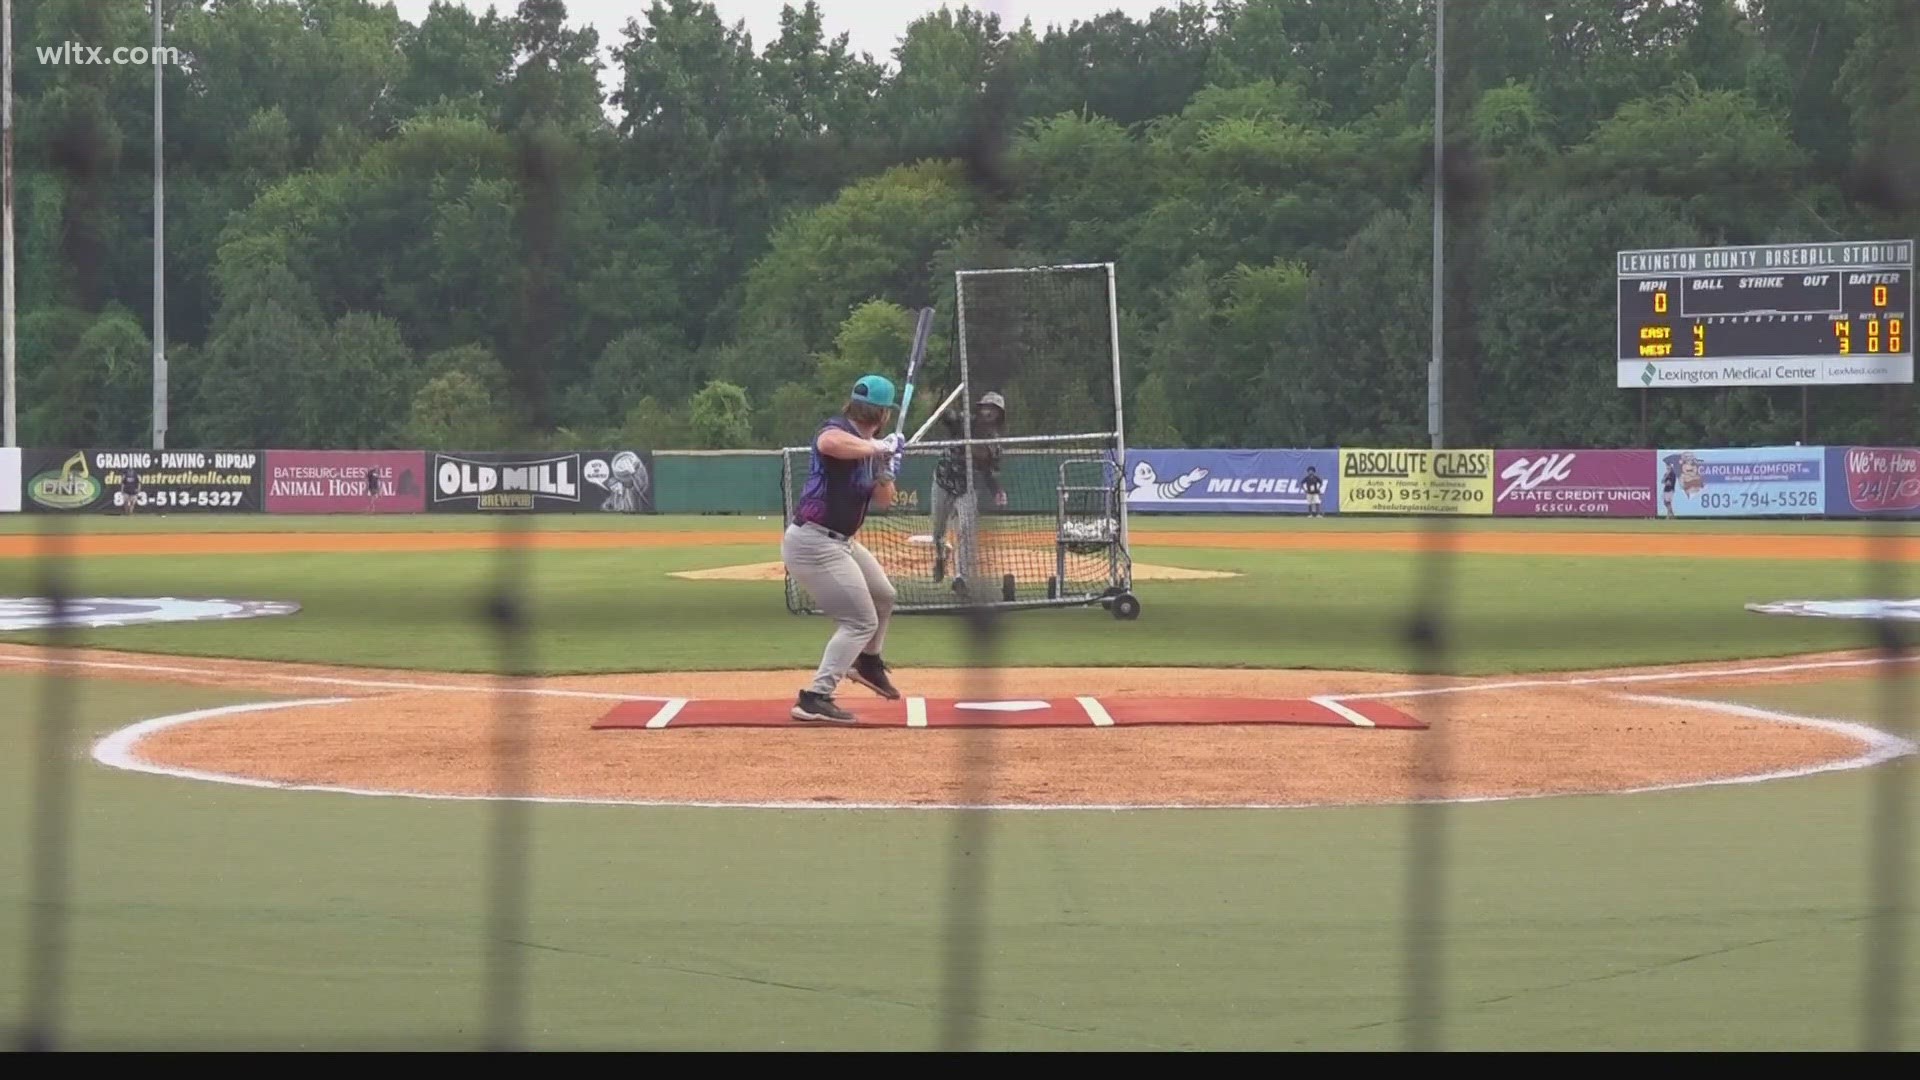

{"left": 5, "top": 0, "right": 1915, "bottom": 1051}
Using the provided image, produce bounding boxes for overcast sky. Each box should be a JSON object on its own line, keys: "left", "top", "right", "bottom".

{"left": 389, "top": 1, "right": 1178, "bottom": 66}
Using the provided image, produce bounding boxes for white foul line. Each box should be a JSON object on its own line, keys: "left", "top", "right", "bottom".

{"left": 15, "top": 647, "right": 1913, "bottom": 711}
{"left": 0, "top": 651, "right": 676, "bottom": 702}
{"left": 1311, "top": 696, "right": 1376, "bottom": 728}
{"left": 1077, "top": 696, "right": 1115, "bottom": 727}
{"left": 648, "top": 699, "right": 689, "bottom": 729}
{"left": 1327, "top": 653, "right": 1920, "bottom": 704}
{"left": 906, "top": 697, "right": 928, "bottom": 728}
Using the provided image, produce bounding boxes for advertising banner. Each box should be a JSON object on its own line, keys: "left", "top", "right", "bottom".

{"left": 1825, "top": 446, "right": 1920, "bottom": 517}
{"left": 1338, "top": 448, "right": 1494, "bottom": 514}
{"left": 265, "top": 451, "right": 428, "bottom": 513}
{"left": 1493, "top": 450, "right": 1657, "bottom": 517}
{"left": 1656, "top": 445, "right": 1826, "bottom": 517}
{"left": 0, "top": 449, "right": 19, "bottom": 512}
{"left": 21, "top": 449, "right": 264, "bottom": 513}
{"left": 429, "top": 449, "right": 655, "bottom": 513}
{"left": 1122, "top": 449, "right": 1338, "bottom": 513}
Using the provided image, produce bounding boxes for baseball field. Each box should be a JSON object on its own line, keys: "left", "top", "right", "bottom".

{"left": 1, "top": 512, "right": 1916, "bottom": 1049}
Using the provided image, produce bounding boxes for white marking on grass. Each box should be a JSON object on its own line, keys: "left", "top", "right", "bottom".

{"left": 1077, "top": 696, "right": 1115, "bottom": 727}
{"left": 1312, "top": 696, "right": 1376, "bottom": 728}
{"left": 647, "top": 699, "right": 689, "bottom": 729}
{"left": 906, "top": 697, "right": 928, "bottom": 728}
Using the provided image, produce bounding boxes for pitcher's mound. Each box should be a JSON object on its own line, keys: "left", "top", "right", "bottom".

{"left": 672, "top": 560, "right": 1238, "bottom": 582}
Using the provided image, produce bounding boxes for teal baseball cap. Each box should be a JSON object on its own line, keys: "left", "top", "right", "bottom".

{"left": 851, "top": 374, "right": 897, "bottom": 408}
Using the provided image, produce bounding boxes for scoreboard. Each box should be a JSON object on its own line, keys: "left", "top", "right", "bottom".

{"left": 1617, "top": 240, "right": 1912, "bottom": 388}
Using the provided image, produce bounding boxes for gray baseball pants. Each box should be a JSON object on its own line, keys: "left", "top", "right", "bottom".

{"left": 930, "top": 484, "right": 979, "bottom": 580}
{"left": 782, "top": 521, "right": 895, "bottom": 695}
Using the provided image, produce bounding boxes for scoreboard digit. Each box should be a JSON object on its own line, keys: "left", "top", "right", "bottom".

{"left": 1617, "top": 240, "right": 1913, "bottom": 388}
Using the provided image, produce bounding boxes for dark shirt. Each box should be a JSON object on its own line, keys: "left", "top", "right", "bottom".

{"left": 934, "top": 413, "right": 1003, "bottom": 496}
{"left": 1302, "top": 473, "right": 1324, "bottom": 494}
{"left": 794, "top": 415, "right": 877, "bottom": 536}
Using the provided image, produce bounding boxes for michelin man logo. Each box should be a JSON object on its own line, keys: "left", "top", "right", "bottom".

{"left": 1127, "top": 460, "right": 1208, "bottom": 504}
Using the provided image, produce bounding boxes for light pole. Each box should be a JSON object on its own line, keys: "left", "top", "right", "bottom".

{"left": 152, "top": 0, "right": 166, "bottom": 450}
{"left": 1428, "top": 0, "right": 1444, "bottom": 451}
{"left": 4, "top": 0, "right": 17, "bottom": 448}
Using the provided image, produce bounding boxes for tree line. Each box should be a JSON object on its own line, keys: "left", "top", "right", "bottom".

{"left": 6, "top": 0, "right": 1917, "bottom": 453}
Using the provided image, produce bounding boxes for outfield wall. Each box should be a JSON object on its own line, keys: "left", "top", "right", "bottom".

{"left": 0, "top": 449, "right": 19, "bottom": 513}
{"left": 0, "top": 444, "right": 1913, "bottom": 518}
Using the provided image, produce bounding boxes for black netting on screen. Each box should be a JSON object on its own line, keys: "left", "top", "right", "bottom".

{"left": 8, "top": 0, "right": 1920, "bottom": 1054}
{"left": 952, "top": 264, "right": 1124, "bottom": 443}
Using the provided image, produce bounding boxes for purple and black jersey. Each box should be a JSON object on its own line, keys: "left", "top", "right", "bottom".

{"left": 794, "top": 415, "right": 877, "bottom": 536}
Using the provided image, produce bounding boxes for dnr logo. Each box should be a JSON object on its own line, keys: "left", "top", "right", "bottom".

{"left": 27, "top": 452, "right": 104, "bottom": 510}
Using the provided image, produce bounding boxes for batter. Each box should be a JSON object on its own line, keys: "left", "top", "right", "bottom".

{"left": 781, "top": 374, "right": 906, "bottom": 723}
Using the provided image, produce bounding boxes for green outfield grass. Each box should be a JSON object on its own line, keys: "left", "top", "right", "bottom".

{"left": 1, "top": 670, "right": 1911, "bottom": 1050}
{"left": 2, "top": 518, "right": 1914, "bottom": 1049}
{"left": 0, "top": 538, "right": 1908, "bottom": 675}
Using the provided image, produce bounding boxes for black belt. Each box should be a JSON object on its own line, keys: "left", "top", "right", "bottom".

{"left": 796, "top": 519, "right": 851, "bottom": 541}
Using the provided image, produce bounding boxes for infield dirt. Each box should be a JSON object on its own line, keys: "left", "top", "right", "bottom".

{"left": 6, "top": 528, "right": 1909, "bottom": 809}
{"left": 23, "top": 644, "right": 1890, "bottom": 809}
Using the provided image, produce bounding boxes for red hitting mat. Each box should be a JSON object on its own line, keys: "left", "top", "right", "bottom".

{"left": 591, "top": 696, "right": 1424, "bottom": 731}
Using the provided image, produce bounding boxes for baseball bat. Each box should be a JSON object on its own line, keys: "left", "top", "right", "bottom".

{"left": 893, "top": 305, "right": 935, "bottom": 438}
{"left": 908, "top": 381, "right": 966, "bottom": 446}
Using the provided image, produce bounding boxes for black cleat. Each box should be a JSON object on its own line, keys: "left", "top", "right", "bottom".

{"left": 791, "top": 690, "right": 857, "bottom": 724}
{"left": 847, "top": 653, "right": 901, "bottom": 700}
